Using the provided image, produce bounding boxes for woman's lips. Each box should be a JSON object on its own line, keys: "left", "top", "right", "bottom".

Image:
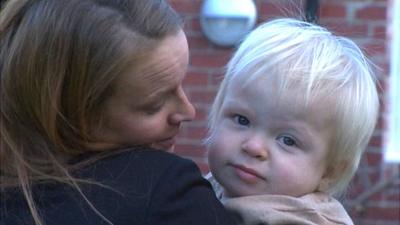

{"left": 232, "top": 164, "right": 265, "bottom": 184}
{"left": 152, "top": 136, "right": 176, "bottom": 151}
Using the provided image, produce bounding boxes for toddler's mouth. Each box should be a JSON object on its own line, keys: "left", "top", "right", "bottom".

{"left": 232, "top": 164, "right": 266, "bottom": 184}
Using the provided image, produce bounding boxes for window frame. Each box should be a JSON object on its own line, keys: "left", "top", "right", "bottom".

{"left": 384, "top": 0, "right": 400, "bottom": 163}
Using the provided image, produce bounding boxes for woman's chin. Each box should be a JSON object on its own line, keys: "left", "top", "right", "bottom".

{"left": 151, "top": 142, "right": 175, "bottom": 152}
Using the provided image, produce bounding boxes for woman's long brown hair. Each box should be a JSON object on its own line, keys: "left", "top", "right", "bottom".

{"left": 0, "top": 0, "right": 182, "bottom": 224}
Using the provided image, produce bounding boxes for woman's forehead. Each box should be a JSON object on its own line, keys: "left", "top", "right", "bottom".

{"left": 113, "top": 31, "right": 188, "bottom": 97}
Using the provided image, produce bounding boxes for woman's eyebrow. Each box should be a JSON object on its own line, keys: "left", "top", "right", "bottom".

{"left": 137, "top": 87, "right": 171, "bottom": 106}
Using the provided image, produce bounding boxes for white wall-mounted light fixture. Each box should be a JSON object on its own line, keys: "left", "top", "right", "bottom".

{"left": 200, "top": 0, "right": 257, "bottom": 47}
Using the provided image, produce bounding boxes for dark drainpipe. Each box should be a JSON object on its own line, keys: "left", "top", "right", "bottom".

{"left": 305, "top": 0, "right": 320, "bottom": 23}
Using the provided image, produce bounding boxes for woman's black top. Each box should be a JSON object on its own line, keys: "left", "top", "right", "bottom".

{"left": 1, "top": 148, "right": 236, "bottom": 225}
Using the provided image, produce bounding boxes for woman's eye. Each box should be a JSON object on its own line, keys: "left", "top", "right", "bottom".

{"left": 277, "top": 135, "right": 297, "bottom": 146}
{"left": 234, "top": 115, "right": 250, "bottom": 126}
{"left": 144, "top": 101, "right": 165, "bottom": 115}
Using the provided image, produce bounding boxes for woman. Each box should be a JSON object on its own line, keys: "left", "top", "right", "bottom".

{"left": 0, "top": 0, "right": 236, "bottom": 224}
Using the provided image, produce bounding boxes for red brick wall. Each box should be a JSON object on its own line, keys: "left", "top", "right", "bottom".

{"left": 169, "top": 0, "right": 399, "bottom": 224}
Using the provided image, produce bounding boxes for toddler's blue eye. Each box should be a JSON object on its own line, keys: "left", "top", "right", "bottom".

{"left": 283, "top": 136, "right": 295, "bottom": 146}
{"left": 277, "top": 135, "right": 297, "bottom": 147}
{"left": 234, "top": 115, "right": 249, "bottom": 126}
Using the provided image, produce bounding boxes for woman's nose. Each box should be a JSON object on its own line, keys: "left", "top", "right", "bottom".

{"left": 170, "top": 87, "right": 196, "bottom": 124}
{"left": 241, "top": 135, "right": 268, "bottom": 160}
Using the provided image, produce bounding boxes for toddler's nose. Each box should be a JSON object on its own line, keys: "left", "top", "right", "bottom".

{"left": 241, "top": 135, "right": 268, "bottom": 160}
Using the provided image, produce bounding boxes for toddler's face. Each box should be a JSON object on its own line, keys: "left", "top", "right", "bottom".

{"left": 208, "top": 77, "right": 333, "bottom": 197}
{"left": 90, "top": 30, "right": 195, "bottom": 151}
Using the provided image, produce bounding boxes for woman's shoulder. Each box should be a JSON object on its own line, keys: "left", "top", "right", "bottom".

{"left": 103, "top": 146, "right": 190, "bottom": 164}
{"left": 52, "top": 148, "right": 207, "bottom": 224}
{"left": 110, "top": 147, "right": 192, "bottom": 165}
{"left": 75, "top": 147, "right": 228, "bottom": 225}
{"left": 78, "top": 147, "right": 196, "bottom": 177}
{"left": 1, "top": 148, "right": 235, "bottom": 225}
{"left": 75, "top": 147, "right": 200, "bottom": 188}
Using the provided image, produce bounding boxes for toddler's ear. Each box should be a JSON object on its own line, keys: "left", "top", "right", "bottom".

{"left": 317, "top": 177, "right": 332, "bottom": 192}
{"left": 317, "top": 161, "right": 348, "bottom": 192}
